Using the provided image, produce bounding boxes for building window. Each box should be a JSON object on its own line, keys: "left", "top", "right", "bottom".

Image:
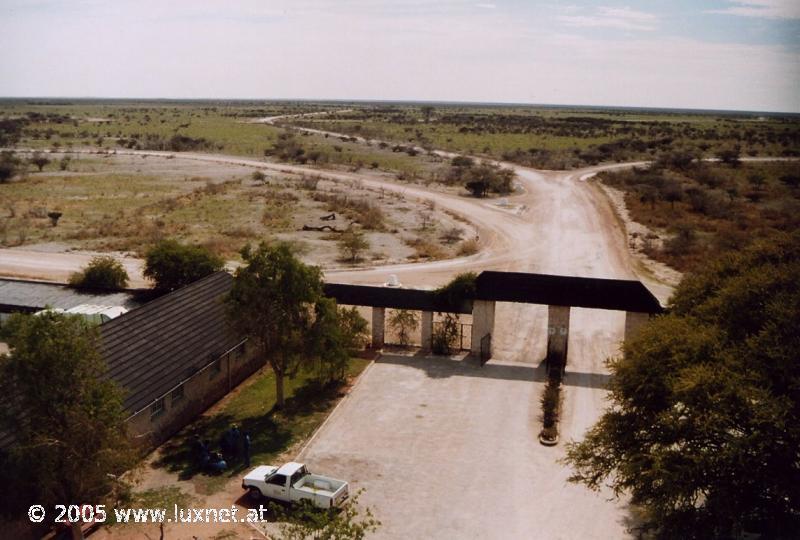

{"left": 150, "top": 398, "right": 165, "bottom": 420}
{"left": 171, "top": 384, "right": 184, "bottom": 404}
{"left": 209, "top": 358, "right": 222, "bottom": 380}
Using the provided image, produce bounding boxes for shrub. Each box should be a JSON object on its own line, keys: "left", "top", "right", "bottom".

{"left": 441, "top": 227, "right": 464, "bottom": 244}
{"left": 29, "top": 152, "right": 50, "bottom": 171}
{"left": 431, "top": 313, "right": 460, "bottom": 355}
{"left": 457, "top": 238, "right": 479, "bottom": 256}
{"left": 69, "top": 256, "right": 129, "bottom": 290}
{"left": 337, "top": 230, "right": 369, "bottom": 263}
{"left": 0, "top": 151, "right": 20, "bottom": 183}
{"left": 541, "top": 380, "right": 560, "bottom": 429}
{"left": 388, "top": 309, "right": 419, "bottom": 346}
{"left": 47, "top": 211, "right": 62, "bottom": 227}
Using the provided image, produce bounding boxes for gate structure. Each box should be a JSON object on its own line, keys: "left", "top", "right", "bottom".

{"left": 323, "top": 271, "right": 663, "bottom": 367}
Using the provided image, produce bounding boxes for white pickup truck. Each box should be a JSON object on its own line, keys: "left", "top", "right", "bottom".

{"left": 242, "top": 462, "right": 349, "bottom": 509}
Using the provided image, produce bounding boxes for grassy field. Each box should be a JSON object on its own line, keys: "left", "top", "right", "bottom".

{"left": 153, "top": 358, "right": 371, "bottom": 495}
{"left": 0, "top": 100, "right": 448, "bottom": 178}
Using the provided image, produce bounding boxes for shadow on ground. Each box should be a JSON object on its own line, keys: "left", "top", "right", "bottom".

{"left": 378, "top": 353, "right": 611, "bottom": 389}
{"left": 153, "top": 379, "right": 349, "bottom": 484}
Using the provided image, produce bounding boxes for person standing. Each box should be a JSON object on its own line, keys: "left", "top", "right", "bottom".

{"left": 243, "top": 431, "right": 251, "bottom": 467}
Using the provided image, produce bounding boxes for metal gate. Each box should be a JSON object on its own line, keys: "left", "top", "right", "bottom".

{"left": 432, "top": 321, "right": 472, "bottom": 351}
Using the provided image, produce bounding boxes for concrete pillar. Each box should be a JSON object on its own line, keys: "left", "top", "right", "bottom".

{"left": 546, "top": 305, "right": 571, "bottom": 370}
{"left": 624, "top": 311, "right": 650, "bottom": 344}
{"left": 371, "top": 307, "right": 385, "bottom": 349}
{"left": 420, "top": 311, "right": 433, "bottom": 351}
{"left": 470, "top": 300, "right": 496, "bottom": 356}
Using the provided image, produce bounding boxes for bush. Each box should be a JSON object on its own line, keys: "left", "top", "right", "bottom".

{"left": 541, "top": 380, "right": 560, "bottom": 429}
{"left": 337, "top": 230, "right": 369, "bottom": 263}
{"left": 441, "top": 227, "right": 464, "bottom": 244}
{"left": 388, "top": 309, "right": 419, "bottom": 346}
{"left": 69, "top": 256, "right": 129, "bottom": 290}
{"left": 0, "top": 151, "right": 20, "bottom": 183}
{"left": 143, "top": 239, "right": 225, "bottom": 293}
{"left": 457, "top": 237, "right": 479, "bottom": 256}
{"left": 434, "top": 272, "right": 477, "bottom": 312}
{"left": 431, "top": 313, "right": 460, "bottom": 355}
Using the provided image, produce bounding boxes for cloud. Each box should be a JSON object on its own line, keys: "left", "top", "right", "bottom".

{"left": 557, "top": 6, "right": 657, "bottom": 31}
{"left": 708, "top": 0, "right": 800, "bottom": 20}
{"left": 475, "top": 3, "right": 496, "bottom": 8}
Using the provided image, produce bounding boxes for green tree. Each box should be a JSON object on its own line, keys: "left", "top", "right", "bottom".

{"left": 565, "top": 232, "right": 800, "bottom": 539}
{"left": 143, "top": 239, "right": 224, "bottom": 293}
{"left": 338, "top": 230, "right": 369, "bottom": 263}
{"left": 0, "top": 312, "right": 136, "bottom": 538}
{"left": 69, "top": 255, "right": 129, "bottom": 290}
{"left": 462, "top": 163, "right": 515, "bottom": 197}
{"left": 226, "top": 243, "right": 326, "bottom": 408}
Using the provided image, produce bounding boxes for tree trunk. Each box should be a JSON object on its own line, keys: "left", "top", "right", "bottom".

{"left": 275, "top": 369, "right": 285, "bottom": 409}
{"left": 70, "top": 522, "right": 84, "bottom": 540}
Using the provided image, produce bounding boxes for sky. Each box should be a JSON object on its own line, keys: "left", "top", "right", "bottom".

{"left": 1, "top": 0, "right": 799, "bottom": 112}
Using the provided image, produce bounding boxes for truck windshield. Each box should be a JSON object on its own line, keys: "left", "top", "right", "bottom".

{"left": 290, "top": 467, "right": 307, "bottom": 486}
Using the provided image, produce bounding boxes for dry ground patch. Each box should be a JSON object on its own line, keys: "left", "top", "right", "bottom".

{"left": 0, "top": 153, "right": 475, "bottom": 267}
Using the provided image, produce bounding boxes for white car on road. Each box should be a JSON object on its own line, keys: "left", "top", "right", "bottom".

{"left": 242, "top": 462, "right": 349, "bottom": 509}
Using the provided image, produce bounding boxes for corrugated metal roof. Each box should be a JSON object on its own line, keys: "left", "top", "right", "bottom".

{"left": 0, "top": 278, "right": 137, "bottom": 313}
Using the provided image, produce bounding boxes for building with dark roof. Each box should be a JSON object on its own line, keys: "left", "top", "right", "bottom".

{"left": 99, "top": 272, "right": 263, "bottom": 447}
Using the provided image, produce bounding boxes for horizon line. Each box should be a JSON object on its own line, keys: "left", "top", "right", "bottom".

{"left": 0, "top": 95, "right": 798, "bottom": 116}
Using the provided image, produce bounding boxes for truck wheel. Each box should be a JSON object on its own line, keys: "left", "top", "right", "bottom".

{"left": 248, "top": 487, "right": 262, "bottom": 501}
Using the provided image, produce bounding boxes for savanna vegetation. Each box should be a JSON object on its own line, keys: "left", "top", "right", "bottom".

{"left": 287, "top": 105, "right": 800, "bottom": 170}
{"left": 597, "top": 157, "right": 800, "bottom": 271}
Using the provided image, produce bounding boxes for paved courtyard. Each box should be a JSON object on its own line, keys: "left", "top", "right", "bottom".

{"left": 299, "top": 339, "right": 634, "bottom": 539}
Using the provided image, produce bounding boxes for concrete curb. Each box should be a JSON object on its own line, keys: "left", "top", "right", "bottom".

{"left": 296, "top": 356, "right": 378, "bottom": 459}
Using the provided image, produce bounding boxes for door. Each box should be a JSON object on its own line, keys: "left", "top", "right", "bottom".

{"left": 265, "top": 474, "right": 289, "bottom": 500}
